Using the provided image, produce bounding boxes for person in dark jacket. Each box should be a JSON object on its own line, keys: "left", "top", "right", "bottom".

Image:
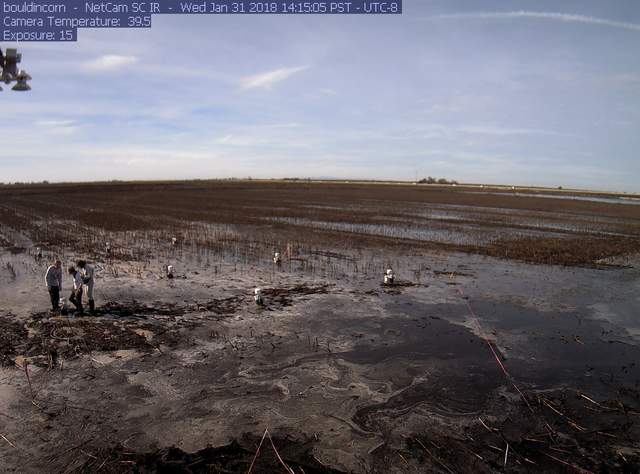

{"left": 77, "top": 260, "right": 96, "bottom": 313}
{"left": 68, "top": 266, "right": 84, "bottom": 315}
{"left": 45, "top": 259, "right": 62, "bottom": 312}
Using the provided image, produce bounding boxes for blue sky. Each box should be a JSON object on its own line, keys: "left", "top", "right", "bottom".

{"left": 1, "top": 0, "right": 640, "bottom": 192}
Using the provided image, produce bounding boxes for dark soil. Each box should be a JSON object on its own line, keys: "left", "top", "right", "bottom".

{"left": 98, "top": 301, "right": 186, "bottom": 318}
{"left": 12, "top": 307, "right": 188, "bottom": 366}
{"left": 486, "top": 235, "right": 640, "bottom": 266}
{"left": 198, "top": 296, "right": 245, "bottom": 316}
{"left": 386, "top": 388, "right": 640, "bottom": 473}
{"left": 261, "top": 284, "right": 333, "bottom": 307}
{"left": 379, "top": 281, "right": 424, "bottom": 294}
{"left": 0, "top": 297, "right": 253, "bottom": 367}
{"left": 0, "top": 313, "right": 27, "bottom": 366}
{"left": 76, "top": 436, "right": 345, "bottom": 474}
{"left": 24, "top": 318, "right": 156, "bottom": 362}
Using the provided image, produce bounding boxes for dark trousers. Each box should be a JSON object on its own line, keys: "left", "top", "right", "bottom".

{"left": 69, "top": 287, "right": 83, "bottom": 313}
{"left": 48, "top": 286, "right": 60, "bottom": 311}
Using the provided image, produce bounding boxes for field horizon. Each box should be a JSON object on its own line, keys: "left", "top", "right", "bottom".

{"left": 2, "top": 177, "right": 639, "bottom": 199}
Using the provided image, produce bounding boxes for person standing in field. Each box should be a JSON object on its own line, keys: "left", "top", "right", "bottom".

{"left": 77, "top": 260, "right": 96, "bottom": 314}
{"left": 45, "top": 259, "right": 62, "bottom": 313}
{"left": 68, "top": 266, "right": 84, "bottom": 315}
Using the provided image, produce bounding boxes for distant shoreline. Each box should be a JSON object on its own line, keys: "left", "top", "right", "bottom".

{"left": 1, "top": 178, "right": 638, "bottom": 200}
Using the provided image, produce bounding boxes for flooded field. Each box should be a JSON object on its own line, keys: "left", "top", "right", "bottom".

{"left": 1, "top": 181, "right": 639, "bottom": 473}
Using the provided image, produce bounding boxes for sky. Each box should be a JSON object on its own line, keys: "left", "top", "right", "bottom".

{"left": 1, "top": 0, "right": 640, "bottom": 192}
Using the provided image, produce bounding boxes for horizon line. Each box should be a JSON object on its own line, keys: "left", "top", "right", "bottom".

{"left": 1, "top": 177, "right": 638, "bottom": 198}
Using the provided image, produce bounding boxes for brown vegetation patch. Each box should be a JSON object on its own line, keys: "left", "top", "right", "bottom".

{"left": 24, "top": 318, "right": 155, "bottom": 362}
{"left": 487, "top": 236, "right": 640, "bottom": 266}
{"left": 0, "top": 313, "right": 27, "bottom": 366}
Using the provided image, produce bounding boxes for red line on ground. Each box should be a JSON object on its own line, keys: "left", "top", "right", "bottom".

{"left": 454, "top": 285, "right": 533, "bottom": 413}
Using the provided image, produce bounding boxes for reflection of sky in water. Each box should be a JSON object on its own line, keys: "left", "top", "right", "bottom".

{"left": 464, "top": 191, "right": 640, "bottom": 206}
{"left": 268, "top": 217, "right": 571, "bottom": 246}
{"left": 352, "top": 210, "right": 637, "bottom": 238}
{"left": 303, "top": 201, "right": 636, "bottom": 227}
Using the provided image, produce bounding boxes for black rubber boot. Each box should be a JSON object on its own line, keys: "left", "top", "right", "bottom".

{"left": 70, "top": 291, "right": 83, "bottom": 315}
{"left": 89, "top": 299, "right": 95, "bottom": 314}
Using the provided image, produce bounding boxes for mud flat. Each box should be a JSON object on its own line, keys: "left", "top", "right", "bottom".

{"left": 1, "top": 181, "right": 639, "bottom": 472}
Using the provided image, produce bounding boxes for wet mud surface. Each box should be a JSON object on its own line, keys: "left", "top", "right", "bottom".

{"left": 3, "top": 255, "right": 638, "bottom": 473}
{"left": 1, "top": 182, "right": 640, "bottom": 473}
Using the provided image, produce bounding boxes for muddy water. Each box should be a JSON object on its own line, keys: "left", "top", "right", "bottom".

{"left": 272, "top": 284, "right": 640, "bottom": 442}
{"left": 340, "top": 294, "right": 640, "bottom": 402}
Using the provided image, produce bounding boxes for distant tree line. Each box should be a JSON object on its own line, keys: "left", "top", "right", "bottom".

{"left": 0, "top": 180, "right": 50, "bottom": 186}
{"left": 418, "top": 177, "right": 459, "bottom": 185}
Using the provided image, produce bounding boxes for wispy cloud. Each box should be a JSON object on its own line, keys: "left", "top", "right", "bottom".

{"left": 240, "top": 66, "right": 307, "bottom": 90}
{"left": 457, "top": 125, "right": 566, "bottom": 137}
{"left": 428, "top": 11, "right": 640, "bottom": 33}
{"left": 83, "top": 54, "right": 139, "bottom": 72}
{"left": 600, "top": 73, "right": 640, "bottom": 85}
{"left": 35, "top": 119, "right": 78, "bottom": 136}
{"left": 319, "top": 88, "right": 338, "bottom": 96}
